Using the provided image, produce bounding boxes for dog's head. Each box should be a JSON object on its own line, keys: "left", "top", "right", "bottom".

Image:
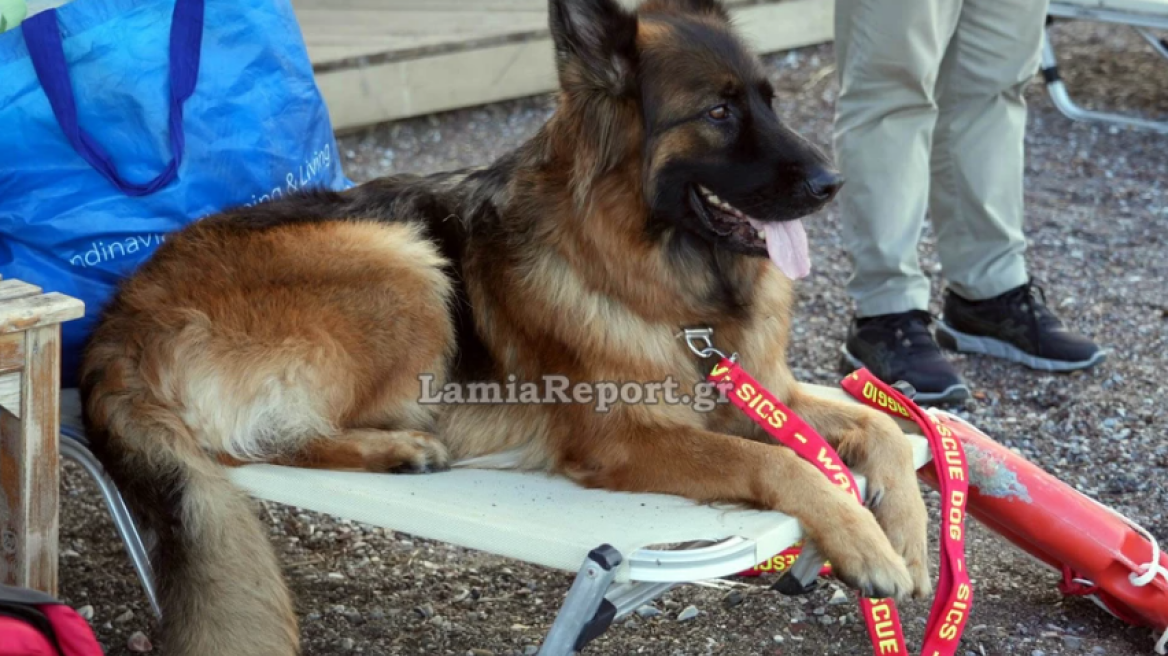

{"left": 549, "top": 0, "right": 841, "bottom": 279}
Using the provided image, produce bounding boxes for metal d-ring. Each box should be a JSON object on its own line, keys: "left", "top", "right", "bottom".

{"left": 681, "top": 327, "right": 737, "bottom": 362}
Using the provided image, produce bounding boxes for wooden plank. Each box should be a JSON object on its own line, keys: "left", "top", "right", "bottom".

{"left": 0, "top": 326, "right": 61, "bottom": 594}
{"left": 0, "top": 293, "right": 85, "bottom": 335}
{"left": 297, "top": 8, "right": 548, "bottom": 67}
{"left": 0, "top": 281, "right": 42, "bottom": 303}
{"left": 320, "top": 38, "right": 557, "bottom": 131}
{"left": 295, "top": 0, "right": 550, "bottom": 12}
{"left": 0, "top": 373, "right": 18, "bottom": 418}
{"left": 294, "top": 0, "right": 763, "bottom": 67}
{"left": 732, "top": 0, "right": 834, "bottom": 55}
{"left": 318, "top": 0, "right": 835, "bottom": 130}
{"left": 0, "top": 334, "right": 23, "bottom": 375}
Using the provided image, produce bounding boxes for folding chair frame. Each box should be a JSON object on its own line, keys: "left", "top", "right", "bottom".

{"left": 1041, "top": 6, "right": 1168, "bottom": 133}
{"left": 58, "top": 428, "right": 762, "bottom": 655}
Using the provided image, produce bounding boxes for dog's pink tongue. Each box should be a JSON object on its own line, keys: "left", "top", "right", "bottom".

{"left": 761, "top": 220, "right": 811, "bottom": 280}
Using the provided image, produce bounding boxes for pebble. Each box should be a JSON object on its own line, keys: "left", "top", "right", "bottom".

{"left": 114, "top": 609, "right": 134, "bottom": 624}
{"left": 828, "top": 589, "right": 849, "bottom": 605}
{"left": 524, "top": 647, "right": 539, "bottom": 656}
{"left": 126, "top": 631, "right": 153, "bottom": 653}
{"left": 414, "top": 603, "right": 435, "bottom": 620}
{"left": 1032, "top": 650, "right": 1046, "bottom": 656}
{"left": 1092, "top": 648, "right": 1106, "bottom": 655}
{"left": 677, "top": 605, "right": 700, "bottom": 622}
{"left": 76, "top": 605, "right": 94, "bottom": 621}
{"left": 819, "top": 615, "right": 835, "bottom": 625}
{"left": 1063, "top": 635, "right": 1084, "bottom": 649}
{"left": 635, "top": 605, "right": 661, "bottom": 619}
{"left": 723, "top": 590, "right": 745, "bottom": 608}
{"left": 339, "top": 638, "right": 355, "bottom": 651}
{"left": 326, "top": 572, "right": 345, "bottom": 581}
{"left": 469, "top": 650, "right": 493, "bottom": 656}
{"left": 773, "top": 635, "right": 785, "bottom": 644}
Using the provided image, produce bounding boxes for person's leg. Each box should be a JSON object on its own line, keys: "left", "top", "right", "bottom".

{"left": 927, "top": 0, "right": 1046, "bottom": 301}
{"left": 928, "top": 0, "right": 1105, "bottom": 371}
{"left": 834, "top": 0, "right": 971, "bottom": 403}
{"left": 833, "top": 0, "right": 961, "bottom": 317}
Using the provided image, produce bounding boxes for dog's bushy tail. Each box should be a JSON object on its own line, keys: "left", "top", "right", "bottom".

{"left": 82, "top": 345, "right": 298, "bottom": 656}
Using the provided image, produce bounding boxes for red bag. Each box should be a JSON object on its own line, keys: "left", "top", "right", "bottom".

{"left": 0, "top": 585, "right": 103, "bottom": 656}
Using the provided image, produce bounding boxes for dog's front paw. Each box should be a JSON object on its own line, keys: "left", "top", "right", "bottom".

{"left": 857, "top": 417, "right": 932, "bottom": 598}
{"left": 813, "top": 501, "right": 914, "bottom": 602}
{"left": 869, "top": 483, "right": 931, "bottom": 598}
{"left": 363, "top": 430, "right": 451, "bottom": 474}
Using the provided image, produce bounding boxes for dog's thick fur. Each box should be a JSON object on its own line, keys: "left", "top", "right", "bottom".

{"left": 81, "top": 1, "right": 930, "bottom": 653}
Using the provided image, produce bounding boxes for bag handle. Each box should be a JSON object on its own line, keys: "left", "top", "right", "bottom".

{"left": 21, "top": 0, "right": 204, "bottom": 197}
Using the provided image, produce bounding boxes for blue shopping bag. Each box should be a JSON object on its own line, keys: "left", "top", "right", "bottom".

{"left": 0, "top": 0, "right": 350, "bottom": 387}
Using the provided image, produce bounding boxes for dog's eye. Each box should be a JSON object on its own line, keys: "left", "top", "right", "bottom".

{"left": 707, "top": 105, "right": 730, "bottom": 121}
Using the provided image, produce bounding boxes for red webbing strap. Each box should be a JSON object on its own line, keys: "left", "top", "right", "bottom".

{"left": 739, "top": 542, "right": 832, "bottom": 578}
{"left": 1059, "top": 565, "right": 1101, "bottom": 597}
{"left": 707, "top": 359, "right": 907, "bottom": 654}
{"left": 840, "top": 369, "right": 973, "bottom": 655}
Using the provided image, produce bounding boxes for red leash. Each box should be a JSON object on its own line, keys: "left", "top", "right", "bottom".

{"left": 706, "top": 358, "right": 972, "bottom": 655}
{"left": 842, "top": 369, "right": 974, "bottom": 655}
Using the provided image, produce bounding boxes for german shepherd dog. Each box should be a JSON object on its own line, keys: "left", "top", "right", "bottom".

{"left": 81, "top": 0, "right": 930, "bottom": 653}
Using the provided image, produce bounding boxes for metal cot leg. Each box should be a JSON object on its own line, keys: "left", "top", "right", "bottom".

{"left": 1135, "top": 26, "right": 1168, "bottom": 60}
{"left": 59, "top": 433, "right": 162, "bottom": 618}
{"left": 1040, "top": 26, "right": 1168, "bottom": 133}
{"left": 538, "top": 545, "right": 622, "bottom": 656}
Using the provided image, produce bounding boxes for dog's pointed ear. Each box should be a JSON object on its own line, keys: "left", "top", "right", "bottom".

{"left": 639, "top": 0, "right": 731, "bottom": 21}
{"left": 549, "top": 0, "right": 638, "bottom": 95}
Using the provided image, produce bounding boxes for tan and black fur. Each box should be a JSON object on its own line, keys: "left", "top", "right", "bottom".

{"left": 81, "top": 1, "right": 930, "bottom": 653}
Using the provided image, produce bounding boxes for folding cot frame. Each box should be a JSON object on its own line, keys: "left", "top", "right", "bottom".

{"left": 56, "top": 387, "right": 932, "bottom": 656}
{"left": 1042, "top": 0, "right": 1168, "bottom": 133}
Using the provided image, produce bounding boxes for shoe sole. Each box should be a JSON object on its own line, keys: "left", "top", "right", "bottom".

{"left": 934, "top": 321, "right": 1107, "bottom": 372}
{"left": 838, "top": 346, "right": 971, "bottom": 405}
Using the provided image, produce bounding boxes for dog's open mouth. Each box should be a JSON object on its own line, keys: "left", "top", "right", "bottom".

{"left": 689, "top": 185, "right": 811, "bottom": 280}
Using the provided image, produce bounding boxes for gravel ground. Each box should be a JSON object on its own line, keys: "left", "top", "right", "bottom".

{"left": 57, "top": 19, "right": 1166, "bottom": 656}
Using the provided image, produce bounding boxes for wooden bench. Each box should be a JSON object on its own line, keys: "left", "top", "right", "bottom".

{"left": 0, "top": 277, "right": 84, "bottom": 595}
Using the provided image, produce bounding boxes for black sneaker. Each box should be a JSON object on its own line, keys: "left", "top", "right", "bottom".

{"left": 934, "top": 282, "right": 1105, "bottom": 372}
{"left": 840, "top": 311, "right": 972, "bottom": 405}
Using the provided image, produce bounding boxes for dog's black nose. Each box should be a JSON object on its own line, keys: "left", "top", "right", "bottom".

{"left": 804, "top": 168, "right": 844, "bottom": 201}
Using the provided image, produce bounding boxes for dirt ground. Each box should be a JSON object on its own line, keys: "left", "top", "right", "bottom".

{"left": 57, "top": 18, "right": 1167, "bottom": 656}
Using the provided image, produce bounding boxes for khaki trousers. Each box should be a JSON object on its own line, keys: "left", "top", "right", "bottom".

{"left": 833, "top": 0, "right": 1050, "bottom": 317}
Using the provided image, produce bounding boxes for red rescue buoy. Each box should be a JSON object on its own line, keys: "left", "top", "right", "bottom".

{"left": 919, "top": 409, "right": 1168, "bottom": 653}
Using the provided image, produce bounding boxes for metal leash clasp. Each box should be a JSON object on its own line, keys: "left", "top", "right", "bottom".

{"left": 681, "top": 327, "right": 738, "bottom": 362}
